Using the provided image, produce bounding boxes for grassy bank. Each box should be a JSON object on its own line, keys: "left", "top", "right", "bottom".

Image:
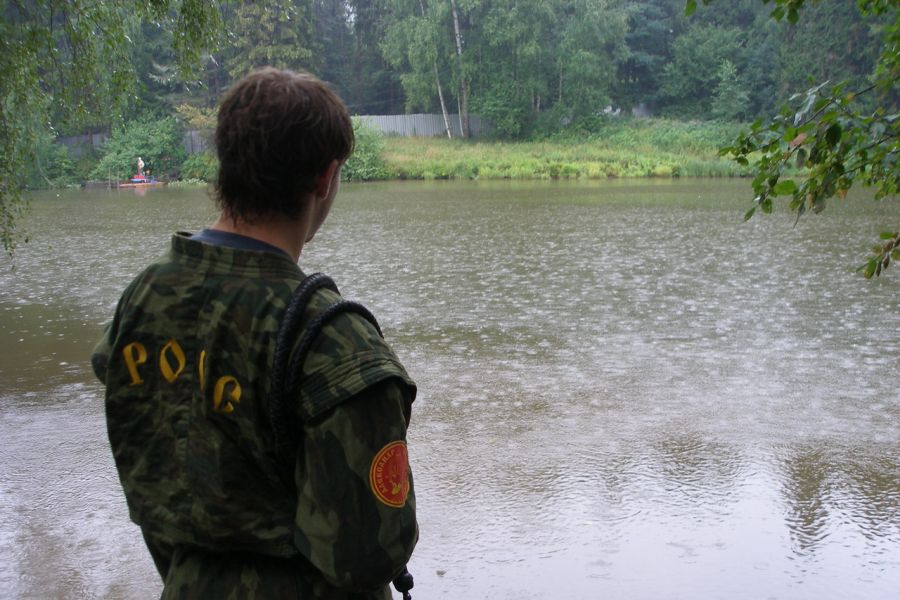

{"left": 379, "top": 118, "right": 751, "bottom": 181}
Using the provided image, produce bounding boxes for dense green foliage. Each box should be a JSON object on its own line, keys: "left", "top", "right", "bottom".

{"left": 24, "top": 135, "right": 78, "bottom": 189}
{"left": 181, "top": 151, "right": 219, "bottom": 181}
{"left": 225, "top": 1, "right": 316, "bottom": 79}
{"left": 343, "top": 118, "right": 392, "bottom": 181}
{"left": 711, "top": 60, "right": 751, "bottom": 122}
{"left": 90, "top": 118, "right": 187, "bottom": 181}
{"left": 6, "top": 1, "right": 889, "bottom": 145}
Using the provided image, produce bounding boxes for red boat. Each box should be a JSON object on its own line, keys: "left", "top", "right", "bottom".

{"left": 118, "top": 174, "right": 166, "bottom": 189}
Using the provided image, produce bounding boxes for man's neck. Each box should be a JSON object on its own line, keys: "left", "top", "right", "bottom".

{"left": 209, "top": 213, "right": 309, "bottom": 263}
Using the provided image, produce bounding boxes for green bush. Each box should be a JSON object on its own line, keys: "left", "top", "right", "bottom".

{"left": 181, "top": 151, "right": 219, "bottom": 182}
{"left": 24, "top": 134, "right": 78, "bottom": 188}
{"left": 711, "top": 60, "right": 750, "bottom": 122}
{"left": 473, "top": 88, "right": 531, "bottom": 139}
{"left": 90, "top": 117, "right": 186, "bottom": 181}
{"left": 343, "top": 118, "right": 392, "bottom": 181}
{"left": 530, "top": 104, "right": 573, "bottom": 139}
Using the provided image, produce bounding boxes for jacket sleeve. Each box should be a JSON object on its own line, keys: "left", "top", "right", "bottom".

{"left": 91, "top": 323, "right": 113, "bottom": 383}
{"left": 91, "top": 281, "right": 134, "bottom": 382}
{"left": 292, "top": 377, "right": 418, "bottom": 592}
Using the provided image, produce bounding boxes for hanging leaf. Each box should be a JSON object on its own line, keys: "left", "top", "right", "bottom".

{"left": 863, "top": 259, "right": 877, "bottom": 279}
{"left": 744, "top": 206, "right": 757, "bottom": 221}
{"left": 789, "top": 132, "right": 808, "bottom": 148}
{"left": 773, "top": 179, "right": 798, "bottom": 195}
{"left": 825, "top": 123, "right": 843, "bottom": 147}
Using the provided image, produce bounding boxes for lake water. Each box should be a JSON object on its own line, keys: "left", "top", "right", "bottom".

{"left": 1, "top": 180, "right": 898, "bottom": 599}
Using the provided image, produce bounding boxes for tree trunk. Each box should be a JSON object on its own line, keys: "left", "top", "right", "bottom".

{"left": 558, "top": 68, "right": 564, "bottom": 103}
{"left": 207, "top": 55, "right": 221, "bottom": 108}
{"left": 449, "top": 0, "right": 469, "bottom": 138}
{"left": 419, "top": 0, "right": 452, "bottom": 139}
{"left": 435, "top": 63, "right": 452, "bottom": 139}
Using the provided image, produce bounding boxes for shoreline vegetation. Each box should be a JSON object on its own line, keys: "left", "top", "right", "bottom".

{"left": 380, "top": 122, "right": 749, "bottom": 181}
{"left": 351, "top": 118, "right": 754, "bottom": 183}
{"left": 44, "top": 117, "right": 756, "bottom": 191}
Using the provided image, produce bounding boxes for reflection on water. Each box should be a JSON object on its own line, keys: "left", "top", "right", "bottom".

{"left": 1, "top": 181, "right": 898, "bottom": 599}
{"left": 649, "top": 434, "right": 745, "bottom": 507}
{"left": 780, "top": 444, "right": 900, "bottom": 555}
{"left": 780, "top": 446, "right": 834, "bottom": 553}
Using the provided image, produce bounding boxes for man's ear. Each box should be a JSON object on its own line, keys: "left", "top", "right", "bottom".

{"left": 313, "top": 159, "right": 341, "bottom": 199}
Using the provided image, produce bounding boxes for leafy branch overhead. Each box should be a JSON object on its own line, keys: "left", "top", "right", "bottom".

{"left": 692, "top": 0, "right": 899, "bottom": 277}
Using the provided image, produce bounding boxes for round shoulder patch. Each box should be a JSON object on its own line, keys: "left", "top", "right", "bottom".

{"left": 369, "top": 441, "right": 410, "bottom": 508}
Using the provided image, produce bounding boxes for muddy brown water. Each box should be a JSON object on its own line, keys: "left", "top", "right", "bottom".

{"left": 1, "top": 180, "right": 898, "bottom": 599}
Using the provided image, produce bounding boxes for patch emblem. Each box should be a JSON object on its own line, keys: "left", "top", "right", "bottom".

{"left": 369, "top": 441, "right": 410, "bottom": 507}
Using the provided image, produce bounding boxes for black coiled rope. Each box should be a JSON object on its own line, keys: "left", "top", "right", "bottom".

{"left": 267, "top": 273, "right": 413, "bottom": 599}
{"left": 268, "top": 272, "right": 339, "bottom": 455}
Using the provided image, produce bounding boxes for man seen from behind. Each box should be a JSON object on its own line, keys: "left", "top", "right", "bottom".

{"left": 91, "top": 67, "right": 418, "bottom": 599}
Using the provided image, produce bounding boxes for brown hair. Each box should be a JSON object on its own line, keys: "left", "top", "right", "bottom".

{"left": 214, "top": 68, "right": 354, "bottom": 222}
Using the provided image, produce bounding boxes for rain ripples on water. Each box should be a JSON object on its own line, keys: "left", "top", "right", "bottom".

{"left": 1, "top": 181, "right": 898, "bottom": 599}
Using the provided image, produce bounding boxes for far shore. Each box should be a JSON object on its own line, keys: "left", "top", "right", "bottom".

{"left": 55, "top": 118, "right": 761, "bottom": 190}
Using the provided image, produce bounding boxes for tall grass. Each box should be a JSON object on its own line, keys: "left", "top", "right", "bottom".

{"left": 378, "top": 117, "right": 750, "bottom": 181}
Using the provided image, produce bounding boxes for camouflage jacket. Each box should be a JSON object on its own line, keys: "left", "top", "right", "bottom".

{"left": 92, "top": 233, "right": 418, "bottom": 599}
